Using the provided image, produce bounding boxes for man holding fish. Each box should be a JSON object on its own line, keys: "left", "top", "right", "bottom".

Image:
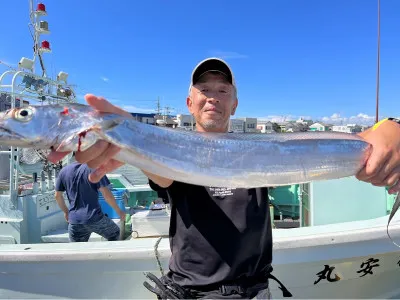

{"left": 14, "top": 58, "right": 400, "bottom": 298}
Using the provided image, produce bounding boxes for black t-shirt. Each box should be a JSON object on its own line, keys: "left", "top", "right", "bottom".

{"left": 149, "top": 179, "right": 273, "bottom": 289}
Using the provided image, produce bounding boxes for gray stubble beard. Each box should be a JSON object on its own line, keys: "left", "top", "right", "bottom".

{"left": 199, "top": 119, "right": 228, "bottom": 132}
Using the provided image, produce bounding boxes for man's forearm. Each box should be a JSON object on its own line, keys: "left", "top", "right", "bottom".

{"left": 101, "top": 188, "right": 124, "bottom": 214}
{"left": 104, "top": 196, "right": 122, "bottom": 213}
{"left": 55, "top": 194, "right": 68, "bottom": 214}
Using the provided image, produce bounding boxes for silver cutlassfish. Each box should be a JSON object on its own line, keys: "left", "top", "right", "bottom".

{"left": 0, "top": 104, "right": 398, "bottom": 244}
{"left": 0, "top": 103, "right": 371, "bottom": 188}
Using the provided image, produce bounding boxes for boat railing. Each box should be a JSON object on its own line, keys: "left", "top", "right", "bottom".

{"left": 0, "top": 67, "right": 77, "bottom": 207}
{"left": 0, "top": 0, "right": 78, "bottom": 207}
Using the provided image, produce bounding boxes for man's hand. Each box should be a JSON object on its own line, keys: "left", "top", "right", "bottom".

{"left": 47, "top": 94, "right": 133, "bottom": 183}
{"left": 356, "top": 120, "right": 400, "bottom": 194}
{"left": 118, "top": 209, "right": 126, "bottom": 222}
{"left": 64, "top": 212, "right": 69, "bottom": 222}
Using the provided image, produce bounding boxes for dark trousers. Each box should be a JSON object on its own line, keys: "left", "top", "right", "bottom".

{"left": 68, "top": 214, "right": 120, "bottom": 242}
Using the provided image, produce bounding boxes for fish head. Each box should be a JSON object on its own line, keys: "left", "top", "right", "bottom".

{"left": 0, "top": 104, "right": 99, "bottom": 150}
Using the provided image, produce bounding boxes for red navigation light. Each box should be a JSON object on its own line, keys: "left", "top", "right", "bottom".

{"left": 37, "top": 3, "right": 46, "bottom": 13}
{"left": 41, "top": 40, "right": 50, "bottom": 50}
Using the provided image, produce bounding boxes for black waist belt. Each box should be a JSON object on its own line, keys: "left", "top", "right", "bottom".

{"left": 143, "top": 271, "right": 292, "bottom": 299}
{"left": 188, "top": 271, "right": 292, "bottom": 297}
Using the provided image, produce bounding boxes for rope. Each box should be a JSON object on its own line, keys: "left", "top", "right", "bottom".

{"left": 154, "top": 236, "right": 165, "bottom": 276}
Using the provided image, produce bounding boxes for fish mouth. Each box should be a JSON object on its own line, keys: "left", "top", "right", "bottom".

{"left": 0, "top": 126, "right": 16, "bottom": 137}
{"left": 0, "top": 126, "right": 25, "bottom": 145}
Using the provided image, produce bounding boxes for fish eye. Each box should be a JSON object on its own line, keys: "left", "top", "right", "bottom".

{"left": 14, "top": 107, "right": 34, "bottom": 122}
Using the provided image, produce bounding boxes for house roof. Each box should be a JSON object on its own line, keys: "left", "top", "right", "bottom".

{"left": 130, "top": 112, "right": 157, "bottom": 118}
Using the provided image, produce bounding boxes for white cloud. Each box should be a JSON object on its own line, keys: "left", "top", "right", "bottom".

{"left": 320, "top": 113, "right": 376, "bottom": 125}
{"left": 122, "top": 105, "right": 155, "bottom": 114}
{"left": 208, "top": 50, "right": 248, "bottom": 59}
{"left": 255, "top": 112, "right": 382, "bottom": 126}
{"left": 257, "top": 115, "right": 312, "bottom": 123}
{"left": 101, "top": 77, "right": 109, "bottom": 82}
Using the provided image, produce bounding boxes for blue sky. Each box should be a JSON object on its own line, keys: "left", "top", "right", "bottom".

{"left": 1, "top": 0, "right": 399, "bottom": 125}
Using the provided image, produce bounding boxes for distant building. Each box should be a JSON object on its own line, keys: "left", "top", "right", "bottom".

{"left": 176, "top": 114, "right": 195, "bottom": 130}
{"left": 238, "top": 117, "right": 257, "bottom": 133}
{"left": 285, "top": 122, "right": 309, "bottom": 132}
{"left": 309, "top": 122, "right": 331, "bottom": 131}
{"left": 229, "top": 119, "right": 245, "bottom": 133}
{"left": 332, "top": 124, "right": 363, "bottom": 133}
{"left": 256, "top": 121, "right": 277, "bottom": 133}
{"left": 295, "top": 117, "right": 313, "bottom": 126}
{"left": 276, "top": 122, "right": 288, "bottom": 132}
{"left": 130, "top": 112, "right": 156, "bottom": 125}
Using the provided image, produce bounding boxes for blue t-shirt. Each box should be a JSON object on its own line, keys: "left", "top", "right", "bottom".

{"left": 55, "top": 162, "right": 110, "bottom": 224}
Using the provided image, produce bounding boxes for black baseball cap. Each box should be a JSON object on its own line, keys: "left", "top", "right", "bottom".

{"left": 189, "top": 57, "right": 236, "bottom": 93}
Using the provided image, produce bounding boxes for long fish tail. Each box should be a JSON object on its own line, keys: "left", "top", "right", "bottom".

{"left": 386, "top": 193, "right": 400, "bottom": 247}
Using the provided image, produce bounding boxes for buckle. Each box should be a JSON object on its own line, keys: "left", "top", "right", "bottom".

{"left": 219, "top": 284, "right": 245, "bottom": 296}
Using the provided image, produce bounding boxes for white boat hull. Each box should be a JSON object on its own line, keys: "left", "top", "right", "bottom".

{"left": 131, "top": 208, "right": 170, "bottom": 238}
{"left": 1, "top": 214, "right": 400, "bottom": 299}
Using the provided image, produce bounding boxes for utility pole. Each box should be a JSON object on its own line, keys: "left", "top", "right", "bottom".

{"left": 156, "top": 97, "right": 162, "bottom": 115}
{"left": 375, "top": 0, "right": 381, "bottom": 123}
{"left": 164, "top": 106, "right": 171, "bottom": 117}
